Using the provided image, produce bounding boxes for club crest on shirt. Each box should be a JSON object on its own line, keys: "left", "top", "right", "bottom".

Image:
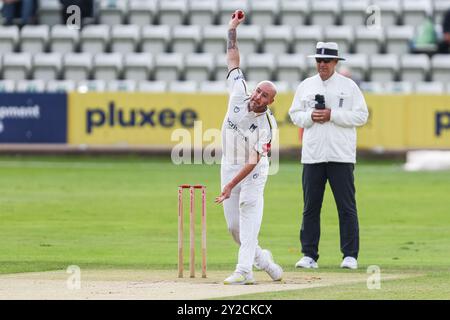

{"left": 234, "top": 106, "right": 240, "bottom": 113}
{"left": 253, "top": 173, "right": 259, "bottom": 179}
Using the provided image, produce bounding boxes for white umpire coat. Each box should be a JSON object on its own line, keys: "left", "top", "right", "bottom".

{"left": 289, "top": 71, "right": 369, "bottom": 164}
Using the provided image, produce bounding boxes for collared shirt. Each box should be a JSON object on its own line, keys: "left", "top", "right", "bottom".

{"left": 222, "top": 68, "right": 277, "bottom": 165}
{"left": 289, "top": 71, "right": 369, "bottom": 164}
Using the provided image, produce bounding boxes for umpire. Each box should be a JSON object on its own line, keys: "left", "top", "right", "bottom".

{"left": 288, "top": 42, "right": 369, "bottom": 270}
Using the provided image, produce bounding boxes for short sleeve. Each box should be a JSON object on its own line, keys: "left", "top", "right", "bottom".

{"left": 227, "top": 67, "right": 248, "bottom": 97}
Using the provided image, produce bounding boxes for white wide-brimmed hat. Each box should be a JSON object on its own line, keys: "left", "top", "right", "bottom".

{"left": 308, "top": 42, "right": 346, "bottom": 61}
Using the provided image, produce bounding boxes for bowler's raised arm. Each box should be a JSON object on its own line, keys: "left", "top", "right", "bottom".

{"left": 227, "top": 10, "right": 245, "bottom": 71}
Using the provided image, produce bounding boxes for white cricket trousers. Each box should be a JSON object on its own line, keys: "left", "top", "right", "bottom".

{"left": 221, "top": 160, "right": 271, "bottom": 274}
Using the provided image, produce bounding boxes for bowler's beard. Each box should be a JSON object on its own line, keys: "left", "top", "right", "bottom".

{"left": 248, "top": 100, "right": 267, "bottom": 113}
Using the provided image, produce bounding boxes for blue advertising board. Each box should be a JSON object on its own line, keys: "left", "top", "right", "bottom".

{"left": 0, "top": 93, "right": 67, "bottom": 143}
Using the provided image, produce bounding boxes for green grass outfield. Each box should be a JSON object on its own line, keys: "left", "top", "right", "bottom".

{"left": 0, "top": 155, "right": 449, "bottom": 299}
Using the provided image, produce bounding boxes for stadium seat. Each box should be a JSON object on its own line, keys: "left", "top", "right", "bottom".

{"left": 310, "top": 0, "right": 339, "bottom": 26}
{"left": 359, "top": 81, "right": 385, "bottom": 93}
{"left": 80, "top": 25, "right": 110, "bottom": 54}
{"left": 201, "top": 25, "right": 227, "bottom": 54}
{"left": 383, "top": 81, "right": 413, "bottom": 93}
{"left": 0, "top": 26, "right": 19, "bottom": 53}
{"left": 154, "top": 53, "right": 184, "bottom": 81}
{"left": 305, "top": 57, "right": 319, "bottom": 78}
{"left": 233, "top": 25, "right": 261, "bottom": 54}
{"left": 184, "top": 53, "right": 214, "bottom": 82}
{"left": 123, "top": 53, "right": 153, "bottom": 81}
{"left": 141, "top": 25, "right": 171, "bottom": 54}
{"left": 20, "top": 25, "right": 49, "bottom": 53}
{"left": 279, "top": 0, "right": 309, "bottom": 26}
{"left": 77, "top": 80, "right": 107, "bottom": 92}
{"left": 245, "top": 53, "right": 275, "bottom": 81}
{"left": 128, "top": 0, "right": 157, "bottom": 26}
{"left": 292, "top": 25, "right": 323, "bottom": 55}
{"left": 341, "top": 0, "right": 370, "bottom": 26}
{"left": 168, "top": 81, "right": 198, "bottom": 93}
{"left": 33, "top": 53, "right": 62, "bottom": 81}
{"left": 2, "top": 53, "right": 32, "bottom": 80}
{"left": 38, "top": 0, "right": 62, "bottom": 26}
{"left": 217, "top": 0, "right": 249, "bottom": 25}
{"left": 158, "top": 0, "right": 188, "bottom": 25}
{"left": 341, "top": 53, "right": 368, "bottom": 82}
{"left": 250, "top": 0, "right": 279, "bottom": 25}
{"left": 189, "top": 0, "right": 218, "bottom": 25}
{"left": 46, "top": 80, "right": 76, "bottom": 92}
{"left": 324, "top": 25, "right": 354, "bottom": 54}
{"left": 272, "top": 81, "right": 291, "bottom": 93}
{"left": 137, "top": 81, "right": 167, "bottom": 92}
{"left": 431, "top": 54, "right": 450, "bottom": 82}
{"left": 0, "top": 80, "right": 15, "bottom": 92}
{"left": 98, "top": 0, "right": 128, "bottom": 25}
{"left": 16, "top": 80, "right": 46, "bottom": 92}
{"left": 93, "top": 53, "right": 123, "bottom": 81}
{"left": 111, "top": 25, "right": 140, "bottom": 54}
{"left": 385, "top": 26, "right": 415, "bottom": 55}
{"left": 63, "top": 53, "right": 93, "bottom": 81}
{"left": 446, "top": 82, "right": 450, "bottom": 94}
{"left": 371, "top": 0, "right": 400, "bottom": 26}
{"left": 262, "top": 25, "right": 293, "bottom": 55}
{"left": 171, "top": 25, "right": 201, "bottom": 54}
{"left": 414, "top": 81, "right": 445, "bottom": 94}
{"left": 107, "top": 80, "right": 137, "bottom": 92}
{"left": 401, "top": 0, "right": 432, "bottom": 26}
{"left": 213, "top": 53, "right": 247, "bottom": 81}
{"left": 369, "top": 54, "right": 399, "bottom": 82}
{"left": 199, "top": 80, "right": 227, "bottom": 93}
{"left": 434, "top": 0, "right": 450, "bottom": 25}
{"left": 275, "top": 54, "right": 306, "bottom": 82}
{"left": 399, "top": 54, "right": 430, "bottom": 82}
{"left": 50, "top": 25, "right": 79, "bottom": 54}
{"left": 354, "top": 26, "right": 384, "bottom": 55}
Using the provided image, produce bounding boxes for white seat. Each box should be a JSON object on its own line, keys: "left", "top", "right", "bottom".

{"left": 341, "top": 53, "right": 368, "bottom": 82}
{"left": 217, "top": 0, "right": 249, "bottom": 25}
{"left": 123, "top": 53, "right": 153, "bottom": 81}
{"left": 201, "top": 25, "right": 227, "bottom": 54}
{"left": 141, "top": 25, "right": 171, "bottom": 54}
{"left": 233, "top": 25, "right": 261, "bottom": 54}
{"left": 272, "top": 80, "right": 291, "bottom": 93}
{"left": 77, "top": 80, "right": 107, "bottom": 92}
{"left": 293, "top": 25, "right": 323, "bottom": 55}
{"left": 46, "top": 80, "right": 76, "bottom": 92}
{"left": 20, "top": 25, "right": 49, "bottom": 53}
{"left": 434, "top": 0, "right": 450, "bottom": 25}
{"left": 359, "top": 81, "right": 384, "bottom": 93}
{"left": 245, "top": 53, "right": 275, "bottom": 81}
{"left": 2, "top": 53, "right": 32, "bottom": 80}
{"left": 171, "top": 25, "right": 201, "bottom": 54}
{"left": 189, "top": 0, "right": 218, "bottom": 25}
{"left": 93, "top": 53, "right": 123, "bottom": 81}
{"left": 38, "top": 0, "right": 62, "bottom": 26}
{"left": 305, "top": 57, "right": 318, "bottom": 78}
{"left": 385, "top": 26, "right": 415, "bottom": 55}
{"left": 431, "top": 54, "right": 450, "bottom": 82}
{"left": 371, "top": 0, "right": 400, "bottom": 26}
{"left": 383, "top": 81, "right": 413, "bottom": 93}
{"left": 414, "top": 81, "right": 445, "bottom": 94}
{"left": 369, "top": 54, "right": 399, "bottom": 82}
{"left": 128, "top": 0, "right": 157, "bottom": 26}
{"left": 279, "top": 0, "right": 309, "bottom": 26}
{"left": 0, "top": 80, "right": 15, "bottom": 92}
{"left": 98, "top": 0, "right": 128, "bottom": 25}
{"left": 0, "top": 26, "right": 19, "bottom": 53}
{"left": 199, "top": 80, "right": 227, "bottom": 93}
{"left": 138, "top": 81, "right": 167, "bottom": 92}
{"left": 310, "top": 0, "right": 339, "bottom": 26}
{"left": 401, "top": 0, "right": 432, "bottom": 26}
{"left": 50, "top": 25, "right": 79, "bottom": 54}
{"left": 154, "top": 53, "right": 184, "bottom": 81}
{"left": 275, "top": 54, "right": 306, "bottom": 82}
{"left": 250, "top": 0, "right": 279, "bottom": 25}
{"left": 111, "top": 25, "right": 140, "bottom": 54}
{"left": 354, "top": 26, "right": 384, "bottom": 54}
{"left": 399, "top": 54, "right": 430, "bottom": 82}
{"left": 80, "top": 25, "right": 110, "bottom": 54}
{"left": 262, "top": 25, "right": 293, "bottom": 55}
{"left": 341, "top": 0, "right": 370, "bottom": 26}
{"left": 168, "top": 81, "right": 198, "bottom": 93}
{"left": 184, "top": 53, "right": 214, "bottom": 81}
{"left": 16, "top": 80, "right": 46, "bottom": 92}
{"left": 447, "top": 82, "right": 450, "bottom": 94}
{"left": 324, "top": 25, "right": 354, "bottom": 54}
{"left": 63, "top": 53, "right": 92, "bottom": 81}
{"left": 159, "top": 0, "right": 188, "bottom": 25}
{"left": 107, "top": 80, "right": 137, "bottom": 92}
{"left": 33, "top": 53, "right": 62, "bottom": 81}
{"left": 213, "top": 53, "right": 247, "bottom": 81}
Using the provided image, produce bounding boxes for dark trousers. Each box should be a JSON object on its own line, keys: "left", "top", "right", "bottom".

{"left": 300, "top": 162, "right": 359, "bottom": 262}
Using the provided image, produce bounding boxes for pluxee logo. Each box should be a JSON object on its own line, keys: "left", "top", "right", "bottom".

{"left": 86, "top": 102, "right": 198, "bottom": 133}
{"left": 436, "top": 111, "right": 450, "bottom": 136}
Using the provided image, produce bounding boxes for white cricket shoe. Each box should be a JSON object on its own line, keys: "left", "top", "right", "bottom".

{"left": 257, "top": 249, "right": 283, "bottom": 281}
{"left": 223, "top": 271, "right": 255, "bottom": 285}
{"left": 295, "top": 256, "right": 319, "bottom": 269}
{"left": 340, "top": 257, "right": 358, "bottom": 269}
